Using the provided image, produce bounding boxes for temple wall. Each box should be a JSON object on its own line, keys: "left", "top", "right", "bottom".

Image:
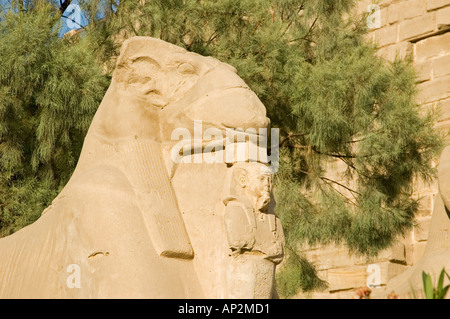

{"left": 295, "top": 0, "right": 450, "bottom": 298}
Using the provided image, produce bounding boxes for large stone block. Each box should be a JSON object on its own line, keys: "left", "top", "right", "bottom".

{"left": 327, "top": 265, "right": 368, "bottom": 291}
{"left": 378, "top": 0, "right": 404, "bottom": 8}
{"left": 433, "top": 54, "right": 450, "bottom": 78}
{"left": 415, "top": 32, "right": 450, "bottom": 60}
{"left": 412, "top": 241, "right": 428, "bottom": 263}
{"left": 399, "top": 13, "right": 436, "bottom": 40}
{"left": 379, "top": 7, "right": 389, "bottom": 28}
{"left": 376, "top": 41, "right": 413, "bottom": 60}
{"left": 416, "top": 193, "right": 435, "bottom": 217}
{"left": 427, "top": 0, "right": 450, "bottom": 11}
{"left": 374, "top": 24, "right": 398, "bottom": 47}
{"left": 379, "top": 262, "right": 410, "bottom": 284}
{"left": 417, "top": 75, "right": 450, "bottom": 103}
{"left": 414, "top": 59, "right": 433, "bottom": 82}
{"left": 389, "top": 237, "right": 415, "bottom": 265}
{"left": 356, "top": 0, "right": 375, "bottom": 13}
{"left": 327, "top": 262, "right": 408, "bottom": 291}
{"left": 388, "top": 0, "right": 426, "bottom": 24}
{"left": 414, "top": 217, "right": 432, "bottom": 242}
{"left": 301, "top": 245, "right": 371, "bottom": 271}
{"left": 436, "top": 5, "right": 450, "bottom": 27}
{"left": 437, "top": 98, "right": 450, "bottom": 121}
{"left": 436, "top": 118, "right": 450, "bottom": 130}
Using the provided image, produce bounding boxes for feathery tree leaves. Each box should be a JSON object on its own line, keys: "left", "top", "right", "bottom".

{"left": 0, "top": 0, "right": 108, "bottom": 236}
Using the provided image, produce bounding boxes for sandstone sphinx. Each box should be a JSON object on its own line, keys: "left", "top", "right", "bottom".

{"left": 386, "top": 146, "right": 450, "bottom": 298}
{"left": 0, "top": 37, "right": 284, "bottom": 298}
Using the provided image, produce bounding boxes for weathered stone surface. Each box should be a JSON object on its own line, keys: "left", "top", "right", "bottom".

{"left": 326, "top": 262, "right": 407, "bottom": 292}
{"left": 417, "top": 74, "right": 450, "bottom": 103}
{"left": 437, "top": 98, "right": 450, "bottom": 121}
{"left": 414, "top": 217, "right": 432, "bottom": 242}
{"left": 436, "top": 5, "right": 450, "bottom": 26}
{"left": 414, "top": 59, "right": 433, "bottom": 82}
{"left": 390, "top": 239, "right": 414, "bottom": 265}
{"left": 415, "top": 32, "right": 450, "bottom": 60}
{"left": 415, "top": 193, "right": 435, "bottom": 217}
{"left": 388, "top": 0, "right": 426, "bottom": 24}
{"left": 413, "top": 242, "right": 429, "bottom": 264}
{"left": 433, "top": 54, "right": 450, "bottom": 78}
{"left": 376, "top": 41, "right": 413, "bottom": 60}
{"left": 301, "top": 244, "right": 385, "bottom": 271}
{"left": 379, "top": 7, "right": 389, "bottom": 28}
{"left": 399, "top": 13, "right": 436, "bottom": 40}
{"left": 374, "top": 24, "right": 398, "bottom": 46}
{"left": 427, "top": 0, "right": 450, "bottom": 11}
{"left": 327, "top": 266, "right": 369, "bottom": 291}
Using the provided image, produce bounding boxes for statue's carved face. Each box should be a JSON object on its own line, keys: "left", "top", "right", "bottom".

{"left": 235, "top": 163, "right": 273, "bottom": 212}
{"left": 91, "top": 37, "right": 270, "bottom": 142}
{"left": 114, "top": 51, "right": 225, "bottom": 109}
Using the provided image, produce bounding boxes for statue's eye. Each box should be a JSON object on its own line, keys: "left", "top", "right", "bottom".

{"left": 177, "top": 63, "right": 195, "bottom": 75}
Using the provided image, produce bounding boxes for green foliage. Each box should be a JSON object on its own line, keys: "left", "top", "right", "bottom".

{"left": 0, "top": 1, "right": 109, "bottom": 236}
{"left": 422, "top": 268, "right": 450, "bottom": 299}
{"left": 275, "top": 252, "right": 327, "bottom": 298}
{"left": 0, "top": 0, "right": 445, "bottom": 298}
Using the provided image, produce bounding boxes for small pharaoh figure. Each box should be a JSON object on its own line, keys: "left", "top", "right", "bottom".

{"left": 223, "top": 162, "right": 285, "bottom": 298}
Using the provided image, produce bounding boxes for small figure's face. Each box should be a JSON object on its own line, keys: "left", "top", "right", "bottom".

{"left": 237, "top": 164, "right": 273, "bottom": 212}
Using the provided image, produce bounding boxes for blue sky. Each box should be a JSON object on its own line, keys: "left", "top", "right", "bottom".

{"left": 0, "top": 0, "right": 116, "bottom": 37}
{"left": 59, "top": 0, "right": 89, "bottom": 36}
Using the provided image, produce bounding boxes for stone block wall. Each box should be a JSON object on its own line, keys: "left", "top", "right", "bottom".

{"left": 295, "top": 0, "right": 450, "bottom": 298}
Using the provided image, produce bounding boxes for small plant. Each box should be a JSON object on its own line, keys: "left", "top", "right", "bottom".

{"left": 356, "top": 287, "right": 372, "bottom": 299}
{"left": 387, "top": 291, "right": 399, "bottom": 299}
{"left": 422, "top": 268, "right": 450, "bottom": 299}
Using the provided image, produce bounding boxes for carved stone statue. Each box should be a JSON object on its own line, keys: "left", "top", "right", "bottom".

{"left": 386, "top": 146, "right": 450, "bottom": 298}
{"left": 223, "top": 162, "right": 284, "bottom": 298}
{"left": 0, "top": 36, "right": 284, "bottom": 298}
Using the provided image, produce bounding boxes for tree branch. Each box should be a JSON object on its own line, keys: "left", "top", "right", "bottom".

{"left": 289, "top": 165, "right": 360, "bottom": 206}
{"left": 59, "top": 0, "right": 72, "bottom": 14}
{"left": 279, "top": 133, "right": 307, "bottom": 147}
{"left": 311, "top": 145, "right": 358, "bottom": 159}
{"left": 320, "top": 176, "right": 361, "bottom": 196}
{"left": 320, "top": 177, "right": 359, "bottom": 206}
{"left": 290, "top": 16, "right": 318, "bottom": 43}
{"left": 61, "top": 14, "right": 86, "bottom": 30}
{"left": 280, "top": 3, "right": 304, "bottom": 36}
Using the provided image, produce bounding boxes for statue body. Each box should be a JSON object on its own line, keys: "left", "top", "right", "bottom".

{"left": 386, "top": 146, "right": 450, "bottom": 298}
{"left": 222, "top": 163, "right": 284, "bottom": 298}
{"left": 0, "top": 37, "right": 283, "bottom": 298}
